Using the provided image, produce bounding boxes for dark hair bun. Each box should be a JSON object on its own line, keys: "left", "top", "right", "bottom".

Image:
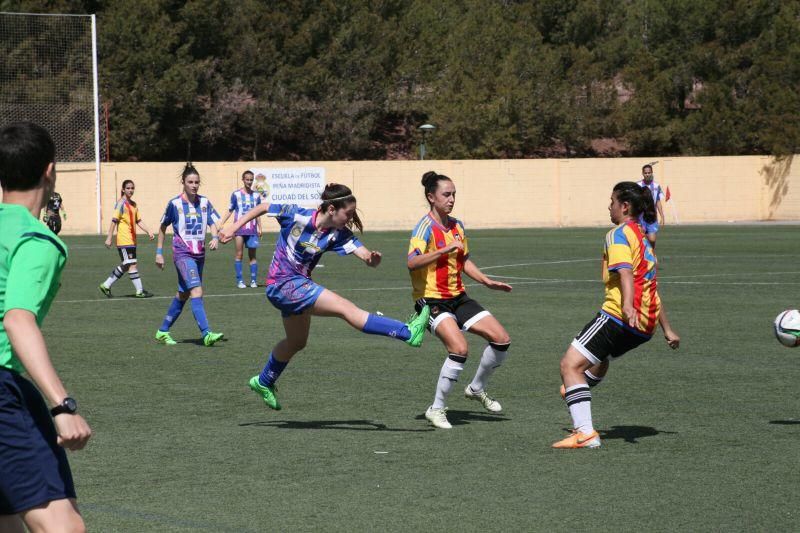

{"left": 421, "top": 171, "right": 438, "bottom": 187}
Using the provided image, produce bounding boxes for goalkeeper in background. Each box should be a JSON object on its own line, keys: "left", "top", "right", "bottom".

{"left": 0, "top": 122, "right": 92, "bottom": 532}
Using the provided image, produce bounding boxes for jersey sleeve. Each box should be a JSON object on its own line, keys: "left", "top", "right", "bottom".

{"left": 228, "top": 192, "right": 237, "bottom": 213}
{"left": 408, "top": 218, "right": 432, "bottom": 258}
{"left": 4, "top": 234, "right": 66, "bottom": 318}
{"left": 111, "top": 200, "right": 124, "bottom": 222}
{"left": 605, "top": 226, "right": 633, "bottom": 271}
{"left": 455, "top": 219, "right": 469, "bottom": 258}
{"left": 206, "top": 201, "right": 221, "bottom": 226}
{"left": 160, "top": 202, "right": 176, "bottom": 227}
{"left": 330, "top": 229, "right": 362, "bottom": 256}
{"left": 267, "top": 203, "right": 297, "bottom": 225}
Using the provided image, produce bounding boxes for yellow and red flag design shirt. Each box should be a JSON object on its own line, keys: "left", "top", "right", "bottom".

{"left": 408, "top": 213, "right": 469, "bottom": 300}
{"left": 601, "top": 219, "right": 661, "bottom": 336}
{"left": 112, "top": 198, "right": 141, "bottom": 247}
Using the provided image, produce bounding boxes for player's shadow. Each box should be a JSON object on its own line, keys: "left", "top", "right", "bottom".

{"left": 597, "top": 425, "right": 676, "bottom": 444}
{"left": 178, "top": 338, "right": 228, "bottom": 346}
{"left": 413, "top": 409, "right": 509, "bottom": 427}
{"left": 769, "top": 420, "right": 800, "bottom": 425}
{"left": 239, "top": 420, "right": 431, "bottom": 432}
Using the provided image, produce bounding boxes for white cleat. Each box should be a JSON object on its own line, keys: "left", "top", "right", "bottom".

{"left": 237, "top": 281, "right": 246, "bottom": 289}
{"left": 250, "top": 280, "right": 258, "bottom": 288}
{"left": 425, "top": 406, "right": 452, "bottom": 429}
{"left": 464, "top": 386, "right": 502, "bottom": 413}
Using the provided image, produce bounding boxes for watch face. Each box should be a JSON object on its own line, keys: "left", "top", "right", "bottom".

{"left": 63, "top": 397, "right": 77, "bottom": 412}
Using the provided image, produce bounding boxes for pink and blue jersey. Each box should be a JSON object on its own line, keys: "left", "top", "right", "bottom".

{"left": 266, "top": 204, "right": 362, "bottom": 284}
{"left": 228, "top": 188, "right": 262, "bottom": 236}
{"left": 160, "top": 194, "right": 221, "bottom": 259}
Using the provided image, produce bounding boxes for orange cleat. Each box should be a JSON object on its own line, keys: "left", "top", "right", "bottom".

{"left": 552, "top": 430, "right": 601, "bottom": 449}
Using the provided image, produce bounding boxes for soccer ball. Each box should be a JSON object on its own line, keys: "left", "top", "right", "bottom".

{"left": 774, "top": 310, "right": 800, "bottom": 347}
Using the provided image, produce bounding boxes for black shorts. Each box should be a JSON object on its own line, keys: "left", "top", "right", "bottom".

{"left": 571, "top": 312, "right": 650, "bottom": 364}
{"left": 45, "top": 215, "right": 61, "bottom": 235}
{"left": 0, "top": 369, "right": 76, "bottom": 514}
{"left": 117, "top": 246, "right": 137, "bottom": 265}
{"left": 415, "top": 293, "right": 491, "bottom": 333}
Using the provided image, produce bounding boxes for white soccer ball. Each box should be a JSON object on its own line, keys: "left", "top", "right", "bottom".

{"left": 774, "top": 310, "right": 800, "bottom": 348}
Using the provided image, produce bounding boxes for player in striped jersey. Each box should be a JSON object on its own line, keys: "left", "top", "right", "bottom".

{"left": 99, "top": 180, "right": 155, "bottom": 298}
{"left": 409, "top": 172, "right": 512, "bottom": 430}
{"left": 219, "top": 170, "right": 262, "bottom": 288}
{"left": 154, "top": 164, "right": 224, "bottom": 347}
{"left": 637, "top": 164, "right": 666, "bottom": 248}
{"left": 553, "top": 182, "right": 680, "bottom": 449}
{"left": 218, "top": 183, "right": 430, "bottom": 411}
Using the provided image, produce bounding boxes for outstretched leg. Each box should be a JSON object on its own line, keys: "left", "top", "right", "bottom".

{"left": 311, "top": 289, "right": 429, "bottom": 346}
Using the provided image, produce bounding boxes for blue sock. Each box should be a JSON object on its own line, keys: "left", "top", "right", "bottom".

{"left": 234, "top": 260, "right": 243, "bottom": 282}
{"left": 249, "top": 262, "right": 258, "bottom": 283}
{"left": 159, "top": 297, "right": 186, "bottom": 331}
{"left": 362, "top": 313, "right": 411, "bottom": 341}
{"left": 190, "top": 297, "right": 210, "bottom": 337}
{"left": 258, "top": 353, "right": 288, "bottom": 387}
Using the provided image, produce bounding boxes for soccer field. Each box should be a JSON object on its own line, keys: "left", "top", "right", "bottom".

{"left": 50, "top": 225, "right": 799, "bottom": 531}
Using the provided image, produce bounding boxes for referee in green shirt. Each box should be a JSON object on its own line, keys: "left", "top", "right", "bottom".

{"left": 0, "top": 122, "right": 91, "bottom": 532}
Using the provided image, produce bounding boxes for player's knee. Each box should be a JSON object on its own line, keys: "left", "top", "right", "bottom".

{"left": 490, "top": 336, "right": 511, "bottom": 349}
{"left": 286, "top": 338, "right": 307, "bottom": 353}
{"left": 448, "top": 340, "right": 469, "bottom": 358}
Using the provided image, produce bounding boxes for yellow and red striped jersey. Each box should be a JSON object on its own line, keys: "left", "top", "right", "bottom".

{"left": 408, "top": 213, "right": 469, "bottom": 300}
{"left": 601, "top": 219, "right": 661, "bottom": 336}
{"left": 112, "top": 198, "right": 141, "bottom": 247}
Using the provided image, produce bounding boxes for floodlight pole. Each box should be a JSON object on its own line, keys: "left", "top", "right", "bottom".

{"left": 418, "top": 123, "right": 436, "bottom": 160}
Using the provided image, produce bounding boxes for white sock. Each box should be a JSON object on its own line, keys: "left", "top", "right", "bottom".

{"left": 103, "top": 265, "right": 126, "bottom": 287}
{"left": 432, "top": 355, "right": 464, "bottom": 409}
{"left": 129, "top": 271, "right": 143, "bottom": 292}
{"left": 469, "top": 342, "right": 509, "bottom": 392}
{"left": 564, "top": 384, "right": 594, "bottom": 434}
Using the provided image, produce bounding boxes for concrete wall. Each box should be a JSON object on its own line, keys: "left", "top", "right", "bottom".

{"left": 4, "top": 155, "right": 797, "bottom": 234}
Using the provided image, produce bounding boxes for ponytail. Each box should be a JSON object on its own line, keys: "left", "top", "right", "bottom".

{"left": 612, "top": 181, "right": 657, "bottom": 224}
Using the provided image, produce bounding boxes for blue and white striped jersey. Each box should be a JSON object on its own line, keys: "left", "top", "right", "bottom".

{"left": 266, "top": 204, "right": 362, "bottom": 283}
{"left": 160, "top": 194, "right": 221, "bottom": 259}
{"left": 228, "top": 188, "right": 262, "bottom": 236}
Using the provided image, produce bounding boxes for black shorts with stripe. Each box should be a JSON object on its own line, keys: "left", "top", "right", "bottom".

{"left": 571, "top": 312, "right": 650, "bottom": 364}
{"left": 414, "top": 293, "right": 490, "bottom": 332}
{"left": 117, "top": 246, "right": 137, "bottom": 264}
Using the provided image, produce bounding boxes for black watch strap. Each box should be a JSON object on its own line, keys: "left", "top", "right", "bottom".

{"left": 50, "top": 397, "right": 77, "bottom": 416}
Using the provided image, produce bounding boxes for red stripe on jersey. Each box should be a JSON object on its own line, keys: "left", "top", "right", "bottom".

{"left": 628, "top": 221, "right": 647, "bottom": 330}
{"left": 432, "top": 226, "right": 454, "bottom": 298}
{"left": 126, "top": 201, "right": 137, "bottom": 245}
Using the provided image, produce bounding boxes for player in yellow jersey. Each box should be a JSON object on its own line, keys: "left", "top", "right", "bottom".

{"left": 99, "top": 180, "right": 155, "bottom": 298}
{"left": 552, "top": 182, "right": 680, "bottom": 449}
{"left": 408, "top": 171, "right": 513, "bottom": 430}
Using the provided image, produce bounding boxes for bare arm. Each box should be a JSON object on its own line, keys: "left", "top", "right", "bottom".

{"left": 104, "top": 219, "right": 118, "bottom": 248}
{"left": 353, "top": 245, "right": 382, "bottom": 268}
{"left": 618, "top": 268, "right": 636, "bottom": 327}
{"left": 407, "top": 240, "right": 463, "bottom": 271}
{"left": 219, "top": 202, "right": 270, "bottom": 243}
{"left": 208, "top": 222, "right": 219, "bottom": 251}
{"left": 155, "top": 224, "right": 167, "bottom": 269}
{"left": 463, "top": 259, "right": 512, "bottom": 292}
{"left": 4, "top": 310, "right": 91, "bottom": 450}
{"left": 658, "top": 304, "right": 680, "bottom": 349}
{"left": 137, "top": 220, "right": 154, "bottom": 240}
{"left": 657, "top": 200, "right": 665, "bottom": 226}
{"left": 219, "top": 210, "right": 233, "bottom": 227}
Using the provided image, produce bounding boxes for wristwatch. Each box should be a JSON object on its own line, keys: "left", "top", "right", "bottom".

{"left": 50, "top": 397, "right": 78, "bottom": 416}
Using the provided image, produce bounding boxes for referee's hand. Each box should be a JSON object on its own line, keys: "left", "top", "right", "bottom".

{"left": 54, "top": 413, "right": 92, "bottom": 451}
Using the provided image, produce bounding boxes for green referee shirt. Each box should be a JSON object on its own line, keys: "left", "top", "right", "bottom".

{"left": 0, "top": 203, "right": 67, "bottom": 373}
